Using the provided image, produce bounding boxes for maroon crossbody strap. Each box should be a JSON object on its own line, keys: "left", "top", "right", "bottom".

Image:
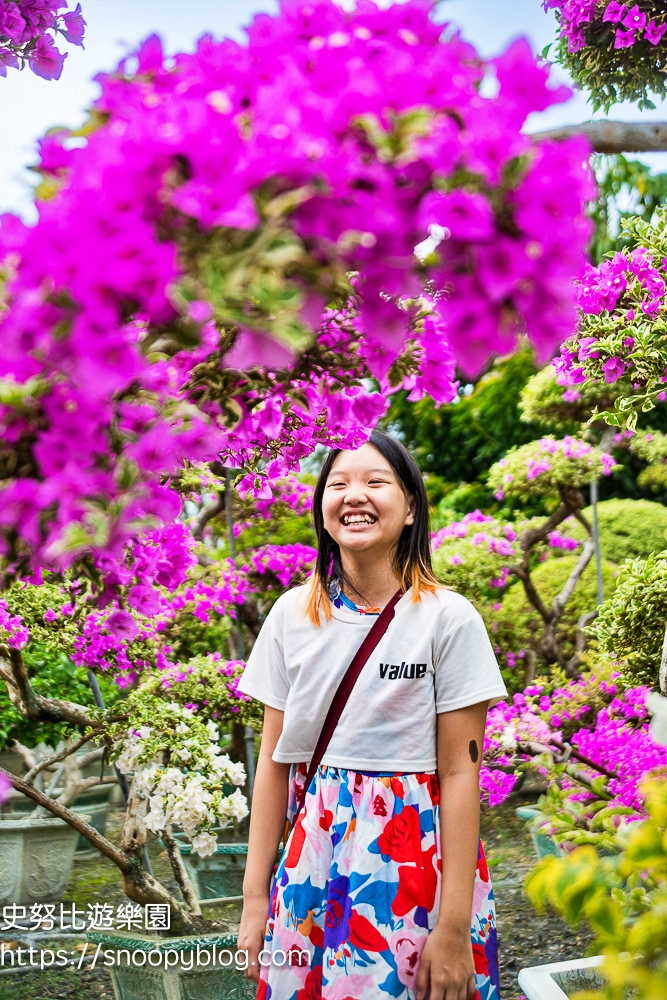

{"left": 294, "top": 589, "right": 403, "bottom": 821}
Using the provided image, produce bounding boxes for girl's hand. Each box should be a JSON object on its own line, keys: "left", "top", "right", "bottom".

{"left": 237, "top": 895, "right": 269, "bottom": 982}
{"left": 416, "top": 922, "right": 477, "bottom": 1000}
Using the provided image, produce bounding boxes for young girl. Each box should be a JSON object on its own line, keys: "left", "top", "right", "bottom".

{"left": 237, "top": 430, "right": 507, "bottom": 1000}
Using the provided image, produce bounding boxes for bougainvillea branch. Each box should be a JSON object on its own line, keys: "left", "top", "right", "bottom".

{"left": 543, "top": 0, "right": 667, "bottom": 111}
{"left": 553, "top": 207, "right": 667, "bottom": 428}
{"left": 482, "top": 671, "right": 667, "bottom": 847}
{"left": 0, "top": 1, "right": 593, "bottom": 585}
{"left": 0, "top": 1, "right": 85, "bottom": 80}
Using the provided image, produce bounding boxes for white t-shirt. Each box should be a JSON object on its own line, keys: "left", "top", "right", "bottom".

{"left": 237, "top": 586, "right": 507, "bottom": 772}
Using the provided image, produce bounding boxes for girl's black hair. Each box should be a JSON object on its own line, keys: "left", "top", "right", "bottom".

{"left": 305, "top": 429, "right": 438, "bottom": 622}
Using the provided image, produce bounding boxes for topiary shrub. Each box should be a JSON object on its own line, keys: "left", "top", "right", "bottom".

{"left": 569, "top": 498, "right": 667, "bottom": 564}
{"left": 518, "top": 365, "right": 619, "bottom": 431}
{"left": 432, "top": 533, "right": 508, "bottom": 608}
{"left": 594, "top": 551, "right": 667, "bottom": 688}
{"left": 486, "top": 554, "right": 618, "bottom": 691}
{"left": 637, "top": 463, "right": 667, "bottom": 500}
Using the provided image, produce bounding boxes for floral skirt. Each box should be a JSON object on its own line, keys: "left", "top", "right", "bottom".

{"left": 256, "top": 765, "right": 500, "bottom": 1000}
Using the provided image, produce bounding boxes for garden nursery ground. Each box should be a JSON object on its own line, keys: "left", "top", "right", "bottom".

{"left": 0, "top": 797, "right": 593, "bottom": 1000}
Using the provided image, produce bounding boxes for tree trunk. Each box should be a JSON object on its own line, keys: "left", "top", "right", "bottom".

{"left": 523, "top": 650, "right": 537, "bottom": 687}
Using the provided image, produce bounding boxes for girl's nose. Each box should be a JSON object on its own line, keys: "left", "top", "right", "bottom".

{"left": 343, "top": 484, "right": 368, "bottom": 504}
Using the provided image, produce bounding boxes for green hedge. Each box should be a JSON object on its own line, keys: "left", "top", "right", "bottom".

{"left": 569, "top": 498, "right": 667, "bottom": 565}
{"left": 594, "top": 552, "right": 667, "bottom": 688}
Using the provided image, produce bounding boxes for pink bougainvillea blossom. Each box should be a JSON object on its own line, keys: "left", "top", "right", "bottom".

{"left": 481, "top": 674, "right": 667, "bottom": 816}
{"left": 645, "top": 20, "right": 667, "bottom": 45}
{"left": 0, "top": 601, "right": 29, "bottom": 648}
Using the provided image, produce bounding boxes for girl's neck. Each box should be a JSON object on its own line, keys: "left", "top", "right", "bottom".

{"left": 339, "top": 551, "right": 402, "bottom": 608}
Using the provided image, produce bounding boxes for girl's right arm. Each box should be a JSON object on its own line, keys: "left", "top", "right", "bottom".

{"left": 238, "top": 706, "right": 290, "bottom": 981}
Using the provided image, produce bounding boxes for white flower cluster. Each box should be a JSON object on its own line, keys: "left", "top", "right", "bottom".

{"left": 114, "top": 707, "right": 248, "bottom": 857}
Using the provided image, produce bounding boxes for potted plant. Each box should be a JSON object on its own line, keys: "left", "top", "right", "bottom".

{"left": 518, "top": 956, "right": 605, "bottom": 1000}
{"left": 1, "top": 742, "right": 118, "bottom": 857}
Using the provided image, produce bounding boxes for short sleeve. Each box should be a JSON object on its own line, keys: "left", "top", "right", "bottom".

{"left": 236, "top": 598, "right": 290, "bottom": 711}
{"left": 433, "top": 609, "right": 507, "bottom": 713}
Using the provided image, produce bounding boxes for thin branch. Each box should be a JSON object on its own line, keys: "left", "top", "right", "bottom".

{"left": 518, "top": 741, "right": 616, "bottom": 787}
{"left": 0, "top": 767, "right": 130, "bottom": 871}
{"left": 565, "top": 610, "right": 599, "bottom": 678}
{"left": 523, "top": 649, "right": 537, "bottom": 686}
{"left": 162, "top": 825, "right": 202, "bottom": 916}
{"left": 507, "top": 563, "right": 553, "bottom": 623}
{"left": 572, "top": 509, "right": 593, "bottom": 538}
{"left": 191, "top": 491, "right": 226, "bottom": 542}
{"left": 531, "top": 120, "right": 667, "bottom": 153}
{"left": 518, "top": 500, "right": 573, "bottom": 552}
{"left": 483, "top": 761, "right": 525, "bottom": 774}
{"left": 77, "top": 775, "right": 118, "bottom": 790}
{"left": 76, "top": 746, "right": 106, "bottom": 771}
{"left": 24, "top": 734, "right": 92, "bottom": 785}
{"left": 552, "top": 539, "right": 595, "bottom": 622}
{"left": 564, "top": 764, "right": 612, "bottom": 800}
{"left": 540, "top": 539, "right": 595, "bottom": 664}
{"left": 550, "top": 737, "right": 619, "bottom": 781}
{"left": 507, "top": 492, "right": 585, "bottom": 626}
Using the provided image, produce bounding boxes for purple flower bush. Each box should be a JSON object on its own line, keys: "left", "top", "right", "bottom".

{"left": 482, "top": 668, "right": 667, "bottom": 850}
{"left": 0, "top": 599, "right": 30, "bottom": 647}
{"left": 0, "top": 1, "right": 85, "bottom": 79}
{"left": 1, "top": 480, "right": 318, "bottom": 692}
{"left": 0, "top": 0, "right": 593, "bottom": 588}
{"left": 545, "top": 1, "right": 666, "bottom": 55}
{"left": 553, "top": 209, "right": 667, "bottom": 428}
{"left": 543, "top": 1, "right": 667, "bottom": 109}
{"left": 253, "top": 476, "right": 314, "bottom": 520}
{"left": 246, "top": 543, "right": 318, "bottom": 590}
{"left": 487, "top": 435, "right": 616, "bottom": 503}
{"left": 153, "top": 654, "right": 259, "bottom": 726}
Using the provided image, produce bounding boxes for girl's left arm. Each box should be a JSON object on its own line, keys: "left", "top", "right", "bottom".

{"left": 416, "top": 700, "right": 489, "bottom": 1000}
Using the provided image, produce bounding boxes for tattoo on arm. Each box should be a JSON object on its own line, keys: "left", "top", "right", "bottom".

{"left": 468, "top": 739, "right": 479, "bottom": 763}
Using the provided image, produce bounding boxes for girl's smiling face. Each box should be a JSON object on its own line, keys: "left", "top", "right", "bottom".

{"left": 322, "top": 443, "right": 415, "bottom": 555}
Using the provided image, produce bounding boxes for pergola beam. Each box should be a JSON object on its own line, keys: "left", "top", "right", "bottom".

{"left": 531, "top": 120, "right": 667, "bottom": 153}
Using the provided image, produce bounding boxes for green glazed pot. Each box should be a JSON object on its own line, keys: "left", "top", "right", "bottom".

{"left": 87, "top": 929, "right": 257, "bottom": 1000}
